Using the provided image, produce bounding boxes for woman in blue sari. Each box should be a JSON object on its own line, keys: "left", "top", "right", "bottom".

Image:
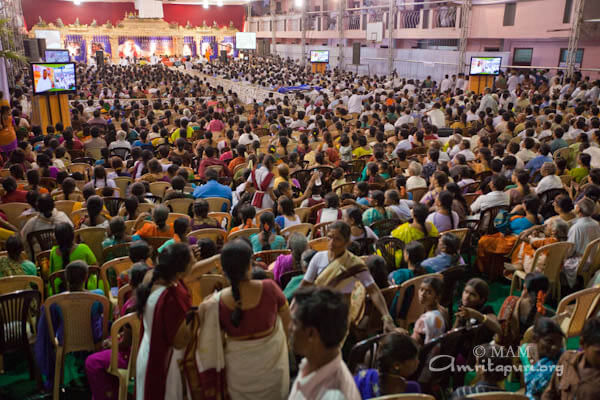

{"left": 354, "top": 333, "right": 421, "bottom": 399}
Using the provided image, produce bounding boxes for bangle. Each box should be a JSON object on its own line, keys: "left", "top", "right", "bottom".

{"left": 481, "top": 315, "right": 488, "bottom": 324}
{"left": 382, "top": 315, "right": 393, "bottom": 323}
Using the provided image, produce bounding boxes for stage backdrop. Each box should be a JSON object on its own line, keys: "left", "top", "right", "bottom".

{"left": 65, "top": 34, "right": 86, "bottom": 62}
{"left": 22, "top": 0, "right": 245, "bottom": 31}
{"left": 118, "top": 36, "right": 174, "bottom": 58}
{"left": 92, "top": 35, "right": 112, "bottom": 58}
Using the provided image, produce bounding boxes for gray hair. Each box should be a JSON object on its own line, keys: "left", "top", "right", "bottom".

{"left": 577, "top": 197, "right": 596, "bottom": 217}
{"left": 551, "top": 219, "right": 569, "bottom": 241}
{"left": 408, "top": 161, "right": 422, "bottom": 176}
{"left": 288, "top": 233, "right": 308, "bottom": 260}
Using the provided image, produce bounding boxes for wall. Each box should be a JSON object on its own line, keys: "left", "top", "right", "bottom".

{"left": 21, "top": 0, "right": 245, "bottom": 31}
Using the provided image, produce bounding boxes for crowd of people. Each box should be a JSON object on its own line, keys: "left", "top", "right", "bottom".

{"left": 2, "top": 55, "right": 600, "bottom": 400}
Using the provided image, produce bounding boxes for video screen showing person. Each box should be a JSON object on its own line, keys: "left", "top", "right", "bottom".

{"left": 45, "top": 50, "right": 70, "bottom": 63}
{"left": 310, "top": 50, "right": 329, "bottom": 63}
{"left": 31, "top": 63, "right": 76, "bottom": 94}
{"left": 469, "top": 57, "right": 502, "bottom": 75}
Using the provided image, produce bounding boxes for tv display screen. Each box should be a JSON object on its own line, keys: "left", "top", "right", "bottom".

{"left": 31, "top": 62, "right": 77, "bottom": 95}
{"left": 45, "top": 49, "right": 70, "bottom": 63}
{"left": 235, "top": 32, "right": 256, "bottom": 50}
{"left": 310, "top": 50, "right": 329, "bottom": 63}
{"left": 469, "top": 57, "right": 502, "bottom": 75}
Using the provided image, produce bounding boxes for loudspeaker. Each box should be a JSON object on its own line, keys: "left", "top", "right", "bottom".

{"left": 23, "top": 39, "right": 40, "bottom": 61}
{"left": 36, "top": 38, "right": 46, "bottom": 60}
{"left": 96, "top": 50, "right": 104, "bottom": 66}
{"left": 352, "top": 42, "right": 361, "bottom": 65}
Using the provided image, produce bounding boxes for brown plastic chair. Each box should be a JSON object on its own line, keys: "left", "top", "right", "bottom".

{"left": 102, "top": 243, "right": 131, "bottom": 262}
{"left": 113, "top": 177, "right": 132, "bottom": 198}
{"left": 204, "top": 197, "right": 231, "bottom": 213}
{"left": 307, "top": 203, "right": 326, "bottom": 225}
{"left": 227, "top": 228, "right": 260, "bottom": 242}
{"left": 117, "top": 284, "right": 133, "bottom": 313}
{"left": 370, "top": 218, "right": 403, "bottom": 237}
{"left": 184, "top": 272, "right": 229, "bottom": 306}
{"left": 333, "top": 182, "right": 356, "bottom": 195}
{"left": 166, "top": 212, "right": 191, "bottom": 226}
{"left": 575, "top": 237, "right": 600, "bottom": 287}
{"left": 208, "top": 212, "right": 233, "bottom": 231}
{"left": 408, "top": 187, "right": 427, "bottom": 203}
{"left": 252, "top": 249, "right": 291, "bottom": 266}
{"left": 144, "top": 237, "right": 172, "bottom": 259}
{"left": 441, "top": 228, "right": 469, "bottom": 249}
{"left": 149, "top": 181, "right": 171, "bottom": 199}
{"left": 137, "top": 203, "right": 155, "bottom": 214}
{"left": 124, "top": 220, "right": 137, "bottom": 235}
{"left": 75, "top": 227, "right": 108, "bottom": 265}
{"left": 0, "top": 275, "right": 44, "bottom": 300}
{"left": 509, "top": 241, "right": 574, "bottom": 299}
{"left": 312, "top": 221, "right": 334, "bottom": 238}
{"left": 188, "top": 228, "right": 228, "bottom": 248}
{"left": 281, "top": 223, "right": 313, "bottom": 238}
{"left": 27, "top": 229, "right": 57, "bottom": 259}
{"left": 100, "top": 257, "right": 134, "bottom": 304}
{"left": 556, "top": 286, "right": 600, "bottom": 338}
{"left": 465, "top": 393, "right": 528, "bottom": 400}
{"left": 45, "top": 292, "right": 110, "bottom": 400}
{"left": 376, "top": 236, "right": 405, "bottom": 270}
{"left": 106, "top": 312, "right": 141, "bottom": 400}
{"left": 68, "top": 163, "right": 92, "bottom": 180}
{"left": 0, "top": 290, "right": 41, "bottom": 383}
{"left": 54, "top": 200, "right": 77, "bottom": 216}
{"left": 165, "top": 198, "right": 194, "bottom": 214}
{"left": 254, "top": 208, "right": 274, "bottom": 226}
{"left": 103, "top": 197, "right": 126, "bottom": 217}
{"left": 394, "top": 273, "right": 443, "bottom": 329}
{"left": 0, "top": 202, "right": 31, "bottom": 228}
{"left": 308, "top": 237, "right": 329, "bottom": 252}
{"left": 294, "top": 207, "right": 311, "bottom": 223}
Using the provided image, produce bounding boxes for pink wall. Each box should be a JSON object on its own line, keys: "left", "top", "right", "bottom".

{"left": 22, "top": 0, "right": 245, "bottom": 31}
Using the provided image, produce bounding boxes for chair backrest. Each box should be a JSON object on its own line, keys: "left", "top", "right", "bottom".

{"left": 576, "top": 237, "right": 600, "bottom": 287}
{"left": 145, "top": 237, "right": 172, "bottom": 258}
{"left": 347, "top": 333, "right": 387, "bottom": 373}
{"left": 149, "top": 181, "right": 171, "bottom": 198}
{"left": 333, "top": 182, "right": 355, "bottom": 195}
{"left": 165, "top": 198, "right": 194, "bottom": 215}
{"left": 227, "top": 228, "right": 260, "bottom": 242}
{"left": 49, "top": 266, "right": 101, "bottom": 294}
{"left": 102, "top": 243, "right": 131, "bottom": 262}
{"left": 137, "top": 202, "right": 155, "bottom": 214}
{"left": 100, "top": 256, "right": 134, "bottom": 298}
{"left": 465, "top": 393, "right": 528, "bottom": 400}
{"left": 0, "top": 275, "right": 44, "bottom": 300}
{"left": 307, "top": 202, "right": 326, "bottom": 225}
{"left": 294, "top": 207, "right": 311, "bottom": 223}
{"left": 0, "top": 202, "right": 32, "bottom": 228}
{"left": 54, "top": 200, "right": 77, "bottom": 216}
{"left": 44, "top": 292, "right": 110, "bottom": 353}
{"left": 408, "top": 187, "right": 427, "bottom": 203}
{"left": 113, "top": 177, "right": 132, "bottom": 198}
{"left": 107, "top": 312, "right": 141, "bottom": 386}
{"left": 254, "top": 208, "right": 274, "bottom": 227}
{"left": 442, "top": 228, "right": 469, "bottom": 249}
{"left": 309, "top": 237, "right": 329, "bottom": 252}
{"left": 252, "top": 250, "right": 291, "bottom": 266}
{"left": 478, "top": 206, "right": 509, "bottom": 235}
{"left": 184, "top": 273, "right": 229, "bottom": 306}
{"left": 109, "top": 147, "right": 131, "bottom": 160}
{"left": 281, "top": 223, "right": 313, "bottom": 238}
{"left": 376, "top": 236, "right": 405, "bottom": 270}
{"left": 204, "top": 197, "right": 231, "bottom": 213}
{"left": 188, "top": 228, "right": 227, "bottom": 248}
{"left": 417, "top": 236, "right": 439, "bottom": 257}
{"left": 279, "top": 269, "right": 303, "bottom": 289}
{"left": 124, "top": 220, "right": 137, "bottom": 235}
{"left": 103, "top": 197, "right": 125, "bottom": 217}
{"left": 395, "top": 273, "right": 443, "bottom": 327}
{"left": 166, "top": 212, "right": 191, "bottom": 226}
{"left": 75, "top": 227, "right": 108, "bottom": 265}
{"left": 370, "top": 219, "right": 402, "bottom": 237}
{"left": 556, "top": 286, "right": 600, "bottom": 338}
{"left": 208, "top": 212, "right": 233, "bottom": 231}
{"left": 117, "top": 284, "right": 133, "bottom": 313}
{"left": 27, "top": 229, "right": 57, "bottom": 258}
{"left": 0, "top": 290, "right": 41, "bottom": 352}
{"left": 532, "top": 241, "right": 574, "bottom": 285}
{"left": 312, "top": 221, "right": 334, "bottom": 238}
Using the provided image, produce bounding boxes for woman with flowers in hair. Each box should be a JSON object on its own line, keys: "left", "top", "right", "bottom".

{"left": 249, "top": 211, "right": 286, "bottom": 253}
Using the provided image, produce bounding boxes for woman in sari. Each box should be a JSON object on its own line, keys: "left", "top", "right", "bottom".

{"left": 476, "top": 195, "right": 542, "bottom": 273}
{"left": 362, "top": 190, "right": 392, "bottom": 231}
{"left": 391, "top": 203, "right": 439, "bottom": 264}
{"left": 0, "top": 103, "right": 17, "bottom": 155}
{"left": 299, "top": 221, "right": 396, "bottom": 333}
{"left": 189, "top": 240, "right": 291, "bottom": 400}
{"left": 136, "top": 242, "right": 193, "bottom": 400}
{"left": 248, "top": 154, "right": 276, "bottom": 210}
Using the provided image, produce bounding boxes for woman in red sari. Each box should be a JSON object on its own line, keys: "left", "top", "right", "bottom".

{"left": 136, "top": 242, "right": 193, "bottom": 400}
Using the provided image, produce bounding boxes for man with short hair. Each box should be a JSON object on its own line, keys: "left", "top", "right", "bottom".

{"left": 288, "top": 287, "right": 361, "bottom": 400}
{"left": 563, "top": 198, "right": 600, "bottom": 287}
{"left": 192, "top": 167, "right": 233, "bottom": 204}
{"left": 470, "top": 175, "right": 510, "bottom": 214}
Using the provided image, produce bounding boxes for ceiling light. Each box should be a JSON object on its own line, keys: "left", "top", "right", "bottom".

{"left": 203, "top": 0, "right": 209, "bottom": 8}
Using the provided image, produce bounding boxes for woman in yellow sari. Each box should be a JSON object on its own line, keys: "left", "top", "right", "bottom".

{"left": 391, "top": 203, "right": 439, "bottom": 266}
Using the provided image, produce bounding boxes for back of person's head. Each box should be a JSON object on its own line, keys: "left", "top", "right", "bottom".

{"left": 129, "top": 240, "right": 150, "bottom": 263}
{"left": 376, "top": 333, "right": 420, "bottom": 377}
{"left": 65, "top": 260, "right": 89, "bottom": 291}
{"left": 366, "top": 255, "right": 389, "bottom": 289}
{"left": 129, "top": 262, "right": 150, "bottom": 289}
{"left": 404, "top": 241, "right": 426, "bottom": 270}
{"left": 221, "top": 240, "right": 253, "bottom": 327}
{"left": 108, "top": 216, "right": 126, "bottom": 240}
{"left": 173, "top": 217, "right": 190, "bottom": 237}
{"left": 193, "top": 198, "right": 210, "bottom": 218}
{"left": 5, "top": 234, "right": 24, "bottom": 261}
{"left": 324, "top": 192, "right": 340, "bottom": 209}
{"left": 37, "top": 194, "right": 55, "bottom": 218}
{"left": 533, "top": 316, "right": 564, "bottom": 342}
{"left": 491, "top": 174, "right": 508, "bottom": 191}
{"left": 2, "top": 176, "right": 17, "bottom": 193}
{"left": 86, "top": 195, "right": 104, "bottom": 226}
{"left": 153, "top": 205, "right": 169, "bottom": 227}
{"left": 171, "top": 175, "right": 186, "bottom": 191}
{"left": 292, "top": 287, "right": 349, "bottom": 349}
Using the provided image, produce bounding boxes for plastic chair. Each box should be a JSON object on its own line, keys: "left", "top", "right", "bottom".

{"left": 75, "top": 227, "right": 108, "bottom": 265}
{"left": 440, "top": 265, "right": 466, "bottom": 323}
{"left": 281, "top": 223, "right": 313, "bottom": 239}
{"left": 333, "top": 181, "right": 355, "bottom": 195}
{"left": 117, "top": 284, "right": 133, "bottom": 313}
{"left": 100, "top": 257, "right": 134, "bottom": 304}
{"left": 0, "top": 290, "right": 41, "bottom": 383}
{"left": 113, "top": 177, "right": 132, "bottom": 198}
{"left": 54, "top": 200, "right": 77, "bottom": 216}
{"left": 308, "top": 237, "right": 329, "bottom": 252}
{"left": 575, "top": 237, "right": 600, "bottom": 287}
{"left": 106, "top": 313, "right": 141, "bottom": 400}
{"left": 68, "top": 163, "right": 92, "bottom": 180}
{"left": 408, "top": 187, "right": 427, "bottom": 203}
{"left": 252, "top": 249, "right": 291, "bottom": 266}
{"left": 165, "top": 198, "right": 194, "bottom": 215}
{"left": 555, "top": 286, "right": 600, "bottom": 338}
{"left": 149, "top": 181, "right": 171, "bottom": 198}
{"left": 465, "top": 393, "right": 528, "bottom": 400}
{"left": 442, "top": 228, "right": 469, "bottom": 249}
{"left": 294, "top": 207, "right": 311, "bottom": 223}
{"left": 44, "top": 292, "right": 110, "bottom": 400}
{"left": 184, "top": 273, "right": 229, "bottom": 306}
{"left": 312, "top": 221, "right": 334, "bottom": 238}
{"left": 307, "top": 202, "right": 326, "bottom": 225}
{"left": 145, "top": 237, "right": 172, "bottom": 259}
{"left": 103, "top": 197, "right": 125, "bottom": 217}
{"left": 417, "top": 236, "right": 439, "bottom": 257}
{"left": 188, "top": 228, "right": 228, "bottom": 248}
{"left": 370, "top": 218, "right": 402, "bottom": 237}
{"left": 27, "top": 229, "right": 57, "bottom": 259}
{"left": 166, "top": 212, "right": 191, "bottom": 226}
{"left": 394, "top": 273, "right": 443, "bottom": 328}
{"left": 0, "top": 275, "right": 44, "bottom": 300}
{"left": 509, "top": 242, "right": 574, "bottom": 299}
{"left": 36, "top": 250, "right": 52, "bottom": 282}
{"left": 279, "top": 270, "right": 303, "bottom": 289}
{"left": 227, "top": 228, "right": 260, "bottom": 242}
{"left": 208, "top": 212, "right": 233, "bottom": 232}
{"left": 347, "top": 332, "right": 386, "bottom": 373}
{"left": 102, "top": 243, "right": 131, "bottom": 262}
{"left": 204, "top": 197, "right": 231, "bottom": 213}
{"left": 49, "top": 266, "right": 102, "bottom": 295}
{"left": 0, "top": 202, "right": 31, "bottom": 228}
{"left": 137, "top": 202, "right": 155, "bottom": 214}
{"left": 254, "top": 208, "right": 274, "bottom": 226}
{"left": 376, "top": 236, "right": 405, "bottom": 270}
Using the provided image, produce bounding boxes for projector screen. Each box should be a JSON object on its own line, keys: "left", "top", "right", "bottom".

{"left": 34, "top": 30, "right": 62, "bottom": 49}
{"left": 45, "top": 49, "right": 70, "bottom": 63}
{"left": 469, "top": 56, "right": 502, "bottom": 76}
{"left": 310, "top": 50, "right": 329, "bottom": 63}
{"left": 235, "top": 32, "right": 256, "bottom": 50}
{"left": 31, "top": 62, "right": 77, "bottom": 95}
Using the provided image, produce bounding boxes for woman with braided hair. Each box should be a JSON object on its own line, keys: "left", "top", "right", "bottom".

{"left": 249, "top": 211, "right": 286, "bottom": 253}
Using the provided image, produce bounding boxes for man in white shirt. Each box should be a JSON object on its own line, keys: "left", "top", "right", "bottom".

{"left": 440, "top": 75, "right": 452, "bottom": 93}
{"left": 507, "top": 71, "right": 519, "bottom": 93}
{"left": 394, "top": 108, "right": 414, "bottom": 127}
{"left": 470, "top": 175, "right": 510, "bottom": 214}
{"left": 427, "top": 103, "right": 446, "bottom": 128}
{"left": 347, "top": 89, "right": 369, "bottom": 115}
{"left": 288, "top": 287, "right": 361, "bottom": 400}
{"left": 453, "top": 139, "right": 476, "bottom": 162}
{"left": 535, "top": 163, "right": 564, "bottom": 194}
{"left": 36, "top": 68, "right": 53, "bottom": 92}
{"left": 565, "top": 198, "right": 600, "bottom": 286}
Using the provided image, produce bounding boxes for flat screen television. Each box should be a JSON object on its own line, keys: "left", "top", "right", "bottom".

{"left": 469, "top": 56, "right": 502, "bottom": 76}
{"left": 235, "top": 32, "right": 256, "bottom": 50}
{"left": 310, "top": 50, "right": 329, "bottom": 63}
{"left": 31, "top": 62, "right": 77, "bottom": 95}
{"left": 44, "top": 49, "right": 70, "bottom": 63}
